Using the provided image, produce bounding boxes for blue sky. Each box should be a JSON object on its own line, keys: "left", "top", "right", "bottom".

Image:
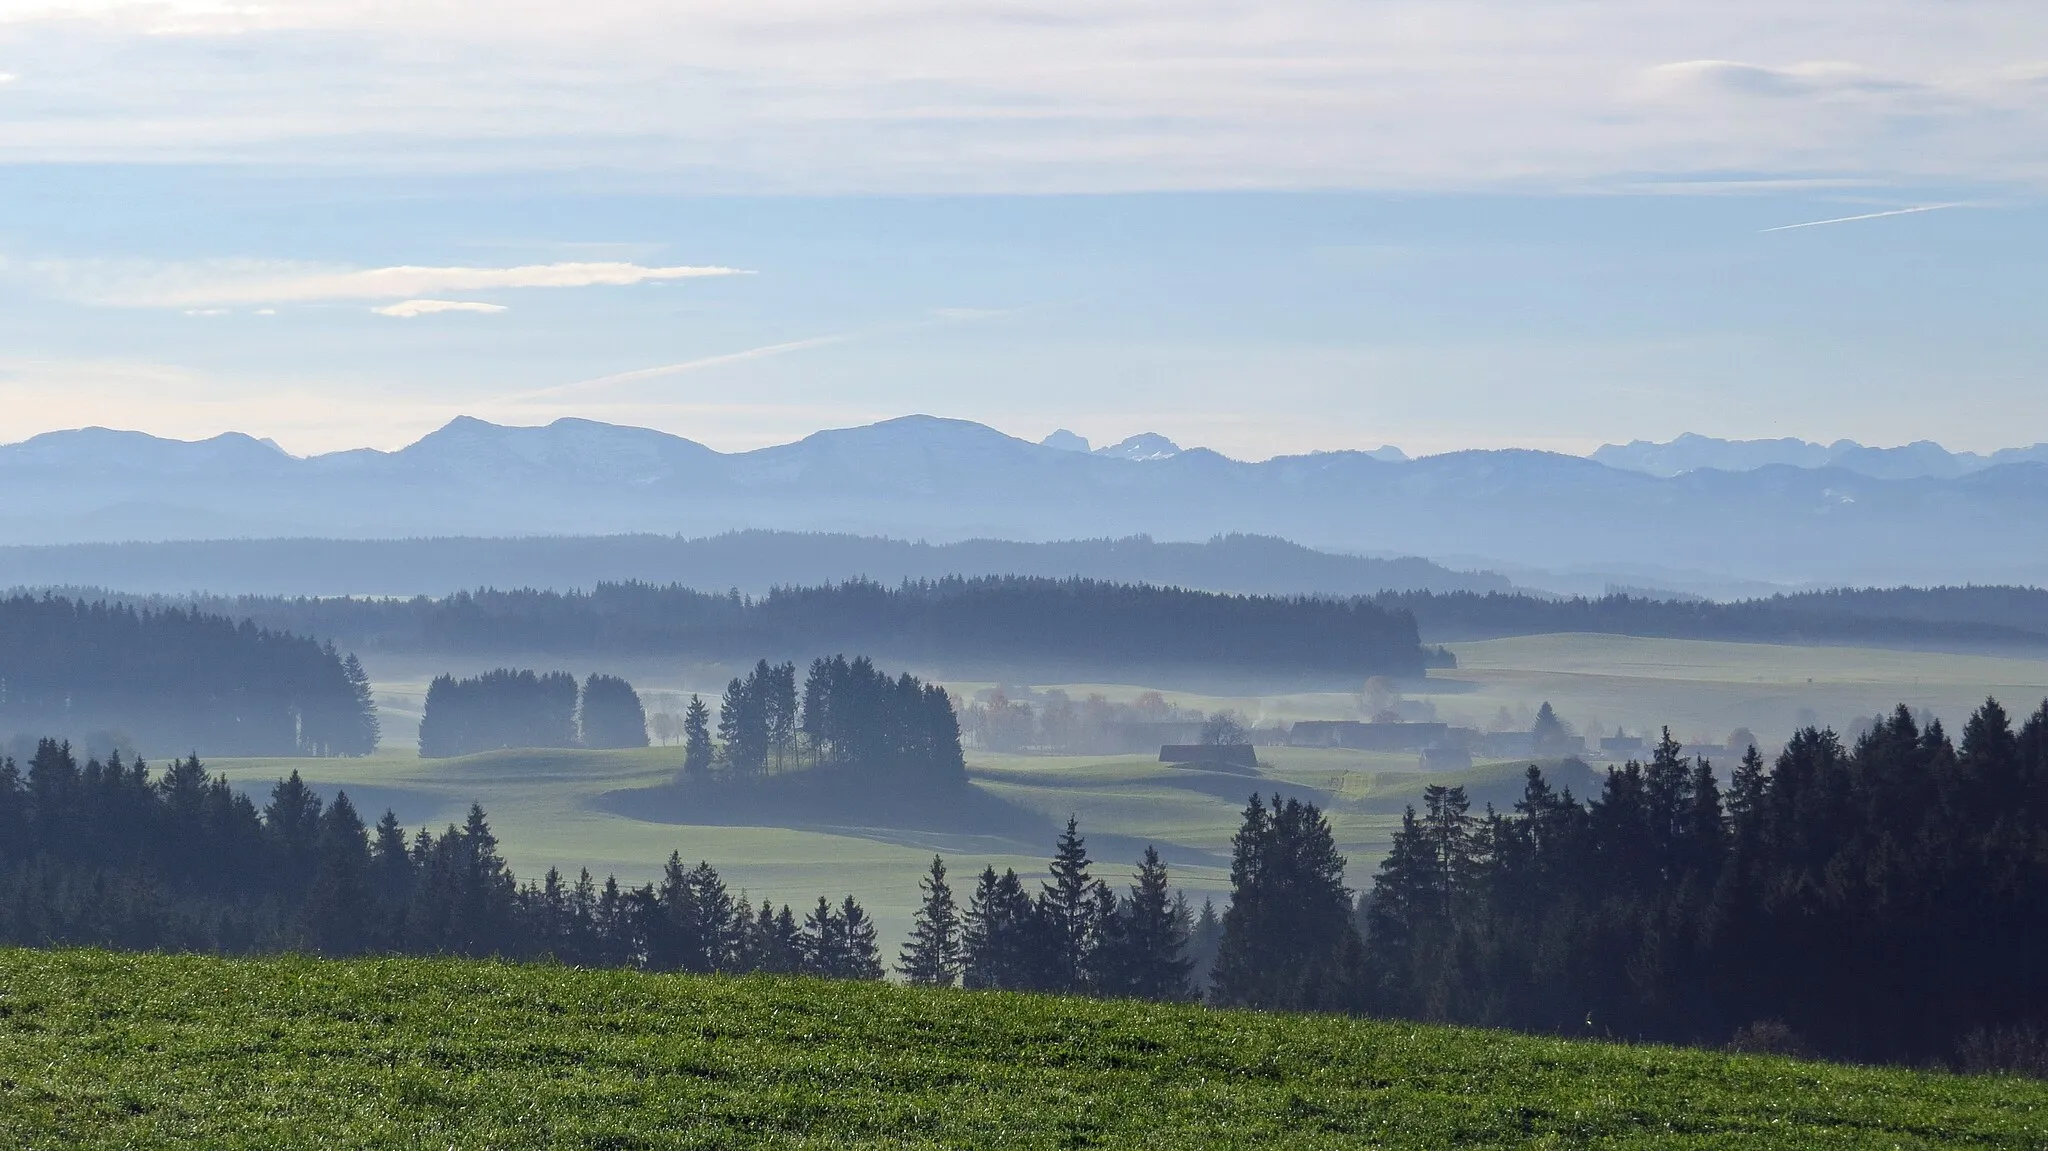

{"left": 0, "top": 1, "right": 2042, "bottom": 458}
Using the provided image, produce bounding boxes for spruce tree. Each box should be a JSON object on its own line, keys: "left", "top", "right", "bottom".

{"left": 1211, "top": 794, "right": 1355, "bottom": 1009}
{"left": 682, "top": 694, "right": 714, "bottom": 777}
{"left": 1115, "top": 846, "right": 1195, "bottom": 1001}
{"left": 839, "top": 896, "right": 884, "bottom": 980}
{"left": 341, "top": 653, "right": 381, "bottom": 755}
{"left": 801, "top": 895, "right": 847, "bottom": 977}
{"left": 1038, "top": 816, "right": 1099, "bottom": 993}
{"left": 898, "top": 855, "right": 963, "bottom": 986}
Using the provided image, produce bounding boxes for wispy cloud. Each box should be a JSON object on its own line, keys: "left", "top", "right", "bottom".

{"left": 0, "top": 2, "right": 2043, "bottom": 190}
{"left": 18, "top": 258, "right": 748, "bottom": 308}
{"left": 507, "top": 335, "right": 849, "bottom": 402}
{"left": 1760, "top": 204, "right": 1964, "bottom": 233}
{"left": 372, "top": 299, "right": 509, "bottom": 317}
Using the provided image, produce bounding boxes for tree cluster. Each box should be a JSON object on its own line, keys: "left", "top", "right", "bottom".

{"left": 418, "top": 670, "right": 649, "bottom": 757}
{"left": 1345, "top": 699, "right": 2048, "bottom": 1064}
{"left": 894, "top": 819, "right": 1197, "bottom": 1002}
{"left": 0, "top": 593, "right": 377, "bottom": 758}
{"left": 0, "top": 739, "right": 880, "bottom": 979}
{"left": 677, "top": 655, "right": 965, "bottom": 786}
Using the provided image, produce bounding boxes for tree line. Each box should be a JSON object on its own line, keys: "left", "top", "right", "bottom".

{"left": 1207, "top": 698, "right": 2047, "bottom": 1068}
{"left": 141, "top": 577, "right": 1436, "bottom": 679}
{"left": 0, "top": 741, "right": 1195, "bottom": 994}
{"left": 0, "top": 594, "right": 378, "bottom": 758}
{"left": 1374, "top": 589, "right": 2045, "bottom": 650}
{"left": 6, "top": 698, "right": 2042, "bottom": 1070}
{"left": 418, "top": 671, "right": 648, "bottom": 757}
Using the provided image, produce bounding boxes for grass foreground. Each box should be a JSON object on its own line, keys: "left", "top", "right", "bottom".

{"left": 2, "top": 951, "right": 2045, "bottom": 1148}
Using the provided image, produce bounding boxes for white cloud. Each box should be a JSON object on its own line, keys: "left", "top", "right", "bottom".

{"left": 371, "top": 299, "right": 508, "bottom": 317}
{"left": 0, "top": 72, "right": 16, "bottom": 84}
{"left": 0, "top": 2, "right": 2042, "bottom": 189}
{"left": 16, "top": 258, "right": 745, "bottom": 307}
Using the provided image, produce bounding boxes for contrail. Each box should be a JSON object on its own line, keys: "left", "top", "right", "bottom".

{"left": 502, "top": 334, "right": 847, "bottom": 402}
{"left": 1760, "top": 203, "right": 1963, "bottom": 233}
{"left": 496, "top": 305, "right": 1027, "bottom": 407}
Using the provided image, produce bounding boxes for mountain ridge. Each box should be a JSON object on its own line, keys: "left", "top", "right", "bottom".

{"left": 5, "top": 416, "right": 2048, "bottom": 588}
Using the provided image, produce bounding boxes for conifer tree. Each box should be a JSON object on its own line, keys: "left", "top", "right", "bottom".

{"left": 1038, "top": 816, "right": 1100, "bottom": 993}
{"left": 800, "top": 895, "right": 847, "bottom": 977}
{"left": 962, "top": 866, "right": 1044, "bottom": 990}
{"left": 839, "top": 895, "right": 884, "bottom": 980}
{"left": 1211, "top": 794, "right": 1355, "bottom": 1009}
{"left": 681, "top": 694, "right": 714, "bottom": 776}
{"left": 897, "top": 855, "right": 963, "bottom": 987}
{"left": 341, "top": 653, "right": 381, "bottom": 755}
{"left": 1110, "top": 846, "right": 1194, "bottom": 1001}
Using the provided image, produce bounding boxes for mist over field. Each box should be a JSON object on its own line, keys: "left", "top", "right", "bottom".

{"left": 5, "top": 0, "right": 2048, "bottom": 1135}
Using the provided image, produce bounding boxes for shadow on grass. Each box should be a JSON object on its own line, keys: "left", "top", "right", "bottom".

{"left": 595, "top": 769, "right": 1235, "bottom": 870}
{"left": 596, "top": 770, "right": 1056, "bottom": 846}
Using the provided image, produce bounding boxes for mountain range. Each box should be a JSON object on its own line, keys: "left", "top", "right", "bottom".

{"left": 1591, "top": 433, "right": 2048, "bottom": 481}
{"left": 4, "top": 416, "right": 2048, "bottom": 589}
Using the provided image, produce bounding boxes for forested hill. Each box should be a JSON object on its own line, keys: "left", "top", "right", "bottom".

{"left": 1759, "top": 585, "right": 2048, "bottom": 638}
{"left": 155, "top": 578, "right": 1434, "bottom": 680}
{"left": 0, "top": 532, "right": 1510, "bottom": 599}
{"left": 0, "top": 595, "right": 379, "bottom": 757}
{"left": 1375, "top": 589, "right": 2048, "bottom": 650}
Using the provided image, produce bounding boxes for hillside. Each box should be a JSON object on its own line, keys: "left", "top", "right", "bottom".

{"left": 7, "top": 415, "right": 2048, "bottom": 587}
{"left": 0, "top": 531, "right": 1511, "bottom": 599}
{"left": 2, "top": 950, "right": 2042, "bottom": 1149}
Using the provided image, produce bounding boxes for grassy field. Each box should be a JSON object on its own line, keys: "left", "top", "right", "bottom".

{"left": 2, "top": 949, "right": 2042, "bottom": 1149}
{"left": 213, "top": 743, "right": 1566, "bottom": 950}
{"left": 209, "top": 632, "right": 2048, "bottom": 951}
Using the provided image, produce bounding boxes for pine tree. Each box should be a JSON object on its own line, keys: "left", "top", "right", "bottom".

{"left": 800, "top": 895, "right": 847, "bottom": 977}
{"left": 839, "top": 895, "right": 884, "bottom": 980}
{"left": 341, "top": 653, "right": 381, "bottom": 755}
{"left": 682, "top": 695, "right": 714, "bottom": 777}
{"left": 1038, "top": 816, "right": 1098, "bottom": 993}
{"left": 897, "top": 855, "right": 963, "bottom": 986}
{"left": 301, "top": 790, "right": 370, "bottom": 955}
{"left": 1113, "top": 846, "right": 1195, "bottom": 1001}
{"left": 1211, "top": 794, "right": 1356, "bottom": 1009}
{"left": 962, "top": 866, "right": 1044, "bottom": 990}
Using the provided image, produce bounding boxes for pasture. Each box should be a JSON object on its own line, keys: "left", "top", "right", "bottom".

{"left": 3, "top": 949, "right": 2043, "bottom": 1149}
{"left": 207, "top": 632, "right": 2048, "bottom": 949}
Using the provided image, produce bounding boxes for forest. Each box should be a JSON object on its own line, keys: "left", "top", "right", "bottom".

{"left": 0, "top": 594, "right": 378, "bottom": 758}
{"left": 4, "top": 698, "right": 2044, "bottom": 1073}
{"left": 102, "top": 577, "right": 1439, "bottom": 679}
{"left": 1375, "top": 589, "right": 2048, "bottom": 649}
{"left": 1328, "top": 698, "right": 2048, "bottom": 1066}
{"left": 0, "top": 741, "right": 1192, "bottom": 995}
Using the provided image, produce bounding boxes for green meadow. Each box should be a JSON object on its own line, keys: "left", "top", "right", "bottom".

{"left": 200, "top": 633, "right": 2048, "bottom": 949}
{"left": 1, "top": 949, "right": 2042, "bottom": 1149}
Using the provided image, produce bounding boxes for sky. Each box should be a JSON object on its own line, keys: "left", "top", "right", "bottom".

{"left": 0, "top": 0, "right": 2043, "bottom": 458}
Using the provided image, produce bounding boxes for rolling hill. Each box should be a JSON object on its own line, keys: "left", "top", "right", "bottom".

{"left": 3, "top": 948, "right": 2041, "bottom": 1149}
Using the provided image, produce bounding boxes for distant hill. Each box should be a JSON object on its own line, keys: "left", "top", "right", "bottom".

{"left": 0, "top": 531, "right": 1512, "bottom": 599}
{"left": 8, "top": 415, "right": 2048, "bottom": 586}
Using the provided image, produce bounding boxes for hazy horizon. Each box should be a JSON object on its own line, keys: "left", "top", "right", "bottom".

{"left": 2, "top": 4, "right": 2044, "bottom": 459}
